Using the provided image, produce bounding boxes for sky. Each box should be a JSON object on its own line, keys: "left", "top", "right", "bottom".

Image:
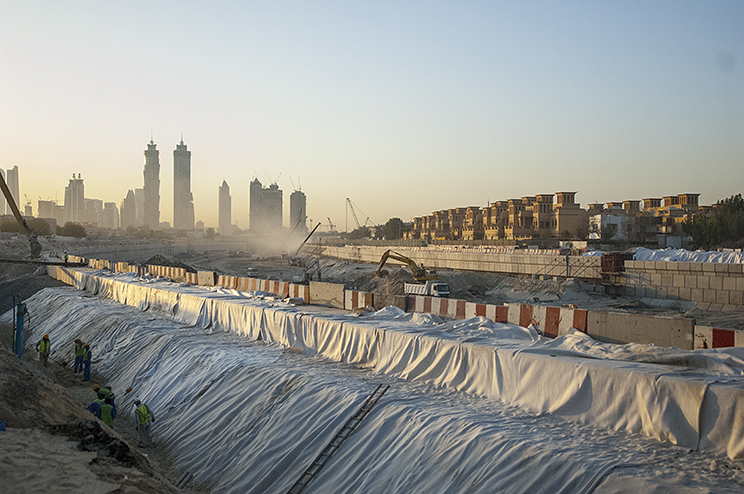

{"left": 1, "top": 1, "right": 742, "bottom": 231}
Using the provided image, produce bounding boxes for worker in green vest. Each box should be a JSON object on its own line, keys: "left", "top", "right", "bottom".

{"left": 100, "top": 397, "right": 116, "bottom": 428}
{"left": 35, "top": 334, "right": 51, "bottom": 367}
{"left": 87, "top": 397, "right": 116, "bottom": 428}
{"left": 134, "top": 398, "right": 156, "bottom": 448}
{"left": 93, "top": 384, "right": 116, "bottom": 407}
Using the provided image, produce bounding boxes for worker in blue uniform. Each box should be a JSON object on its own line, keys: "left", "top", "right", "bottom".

{"left": 82, "top": 343, "right": 92, "bottom": 381}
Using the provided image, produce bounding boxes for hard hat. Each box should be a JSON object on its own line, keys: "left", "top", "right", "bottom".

{"left": 134, "top": 397, "right": 141, "bottom": 403}
{"left": 84, "top": 343, "right": 90, "bottom": 347}
{"left": 43, "top": 334, "right": 49, "bottom": 338}
{"left": 75, "top": 338, "right": 81, "bottom": 342}
{"left": 92, "top": 385, "right": 100, "bottom": 391}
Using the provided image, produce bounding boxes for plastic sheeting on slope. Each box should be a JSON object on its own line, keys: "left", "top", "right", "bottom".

{"left": 46, "top": 268, "right": 744, "bottom": 458}
{"left": 633, "top": 247, "right": 744, "bottom": 264}
{"left": 18, "top": 288, "right": 744, "bottom": 494}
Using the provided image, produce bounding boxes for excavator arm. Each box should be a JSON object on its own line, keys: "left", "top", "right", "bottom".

{"left": 375, "top": 249, "right": 440, "bottom": 282}
{"left": 0, "top": 173, "right": 42, "bottom": 258}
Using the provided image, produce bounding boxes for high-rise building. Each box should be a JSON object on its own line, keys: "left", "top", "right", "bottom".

{"left": 134, "top": 188, "right": 145, "bottom": 226}
{"left": 64, "top": 173, "right": 85, "bottom": 224}
{"left": 143, "top": 140, "right": 160, "bottom": 229}
{"left": 38, "top": 200, "right": 55, "bottom": 219}
{"left": 173, "top": 139, "right": 194, "bottom": 230}
{"left": 219, "top": 180, "right": 231, "bottom": 236}
{"left": 85, "top": 198, "right": 103, "bottom": 226}
{"left": 121, "top": 190, "right": 137, "bottom": 229}
{"left": 6, "top": 165, "right": 19, "bottom": 214}
{"left": 289, "top": 190, "right": 307, "bottom": 234}
{"left": 103, "top": 202, "right": 119, "bottom": 229}
{"left": 249, "top": 178, "right": 283, "bottom": 233}
{"left": 249, "top": 178, "right": 262, "bottom": 231}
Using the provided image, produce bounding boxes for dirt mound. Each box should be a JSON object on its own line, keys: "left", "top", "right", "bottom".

{"left": 142, "top": 254, "right": 197, "bottom": 273}
{"left": 49, "top": 420, "right": 147, "bottom": 469}
{"left": 0, "top": 333, "right": 92, "bottom": 428}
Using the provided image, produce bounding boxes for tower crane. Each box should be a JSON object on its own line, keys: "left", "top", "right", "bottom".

{"left": 345, "top": 198, "right": 370, "bottom": 231}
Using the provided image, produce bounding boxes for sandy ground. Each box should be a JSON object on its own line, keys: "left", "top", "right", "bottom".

{"left": 0, "top": 316, "right": 209, "bottom": 492}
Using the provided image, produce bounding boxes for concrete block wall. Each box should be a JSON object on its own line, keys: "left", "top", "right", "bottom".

{"left": 321, "top": 245, "right": 602, "bottom": 279}
{"left": 622, "top": 260, "right": 744, "bottom": 309}
{"left": 309, "top": 281, "right": 345, "bottom": 309}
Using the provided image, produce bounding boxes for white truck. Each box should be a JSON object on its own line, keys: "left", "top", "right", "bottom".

{"left": 404, "top": 281, "right": 451, "bottom": 298}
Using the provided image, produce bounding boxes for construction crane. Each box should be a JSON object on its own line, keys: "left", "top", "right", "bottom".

{"left": 375, "top": 250, "right": 441, "bottom": 282}
{"left": 345, "top": 198, "right": 371, "bottom": 231}
{"left": 0, "top": 174, "right": 41, "bottom": 258}
{"left": 327, "top": 217, "right": 336, "bottom": 232}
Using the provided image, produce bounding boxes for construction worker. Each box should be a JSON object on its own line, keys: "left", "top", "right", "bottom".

{"left": 35, "top": 334, "right": 51, "bottom": 367}
{"left": 93, "top": 384, "right": 116, "bottom": 407}
{"left": 82, "top": 343, "right": 92, "bottom": 382}
{"left": 64, "top": 250, "right": 68, "bottom": 263}
{"left": 100, "top": 397, "right": 116, "bottom": 428}
{"left": 87, "top": 397, "right": 116, "bottom": 428}
{"left": 134, "top": 398, "right": 156, "bottom": 448}
{"left": 73, "top": 339, "right": 85, "bottom": 373}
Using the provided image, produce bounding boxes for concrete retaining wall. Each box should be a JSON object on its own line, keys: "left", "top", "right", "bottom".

{"left": 320, "top": 245, "right": 602, "bottom": 279}
{"left": 587, "top": 311, "right": 694, "bottom": 348}
{"left": 618, "top": 260, "right": 744, "bottom": 310}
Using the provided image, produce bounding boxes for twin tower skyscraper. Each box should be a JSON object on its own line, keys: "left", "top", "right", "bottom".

{"left": 141, "top": 138, "right": 194, "bottom": 230}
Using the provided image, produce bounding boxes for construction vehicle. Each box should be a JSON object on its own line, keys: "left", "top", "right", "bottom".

{"left": 292, "top": 258, "right": 321, "bottom": 284}
{"left": 289, "top": 222, "right": 321, "bottom": 266}
{"left": 404, "top": 281, "right": 450, "bottom": 298}
{"left": 376, "top": 250, "right": 451, "bottom": 297}
{"left": 0, "top": 173, "right": 42, "bottom": 258}
{"left": 376, "top": 250, "right": 441, "bottom": 281}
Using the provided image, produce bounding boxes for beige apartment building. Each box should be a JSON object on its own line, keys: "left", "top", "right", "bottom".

{"left": 408, "top": 192, "right": 702, "bottom": 242}
{"left": 409, "top": 192, "right": 586, "bottom": 241}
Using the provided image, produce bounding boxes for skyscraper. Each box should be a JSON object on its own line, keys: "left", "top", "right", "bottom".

{"left": 121, "top": 190, "right": 137, "bottom": 229}
{"left": 289, "top": 189, "right": 307, "bottom": 234}
{"left": 6, "top": 165, "right": 20, "bottom": 214}
{"left": 103, "top": 202, "right": 119, "bottom": 229}
{"left": 249, "top": 178, "right": 262, "bottom": 231}
{"left": 173, "top": 138, "right": 194, "bottom": 230}
{"left": 219, "top": 180, "right": 231, "bottom": 236}
{"left": 64, "top": 173, "right": 85, "bottom": 223}
{"left": 134, "top": 188, "right": 144, "bottom": 226}
{"left": 249, "top": 178, "right": 283, "bottom": 233}
{"left": 143, "top": 140, "right": 160, "bottom": 228}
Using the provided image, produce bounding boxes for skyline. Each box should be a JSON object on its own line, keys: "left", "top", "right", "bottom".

{"left": 1, "top": 1, "right": 742, "bottom": 230}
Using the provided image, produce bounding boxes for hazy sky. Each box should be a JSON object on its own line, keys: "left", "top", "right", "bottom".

{"left": 1, "top": 1, "right": 742, "bottom": 231}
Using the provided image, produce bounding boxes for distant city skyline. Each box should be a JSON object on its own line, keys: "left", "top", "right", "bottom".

{"left": 1, "top": 2, "right": 742, "bottom": 229}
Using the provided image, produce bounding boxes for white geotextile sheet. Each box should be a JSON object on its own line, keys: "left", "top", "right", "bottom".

{"left": 633, "top": 246, "right": 744, "bottom": 264}
{"left": 46, "top": 269, "right": 744, "bottom": 458}
{"left": 20, "top": 288, "right": 735, "bottom": 494}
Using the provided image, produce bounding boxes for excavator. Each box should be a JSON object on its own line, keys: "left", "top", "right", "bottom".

{"left": 0, "top": 173, "right": 42, "bottom": 258}
{"left": 375, "top": 250, "right": 441, "bottom": 282}
{"left": 375, "top": 250, "right": 450, "bottom": 297}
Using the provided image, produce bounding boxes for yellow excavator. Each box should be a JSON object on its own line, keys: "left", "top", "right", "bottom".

{"left": 375, "top": 250, "right": 441, "bottom": 282}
